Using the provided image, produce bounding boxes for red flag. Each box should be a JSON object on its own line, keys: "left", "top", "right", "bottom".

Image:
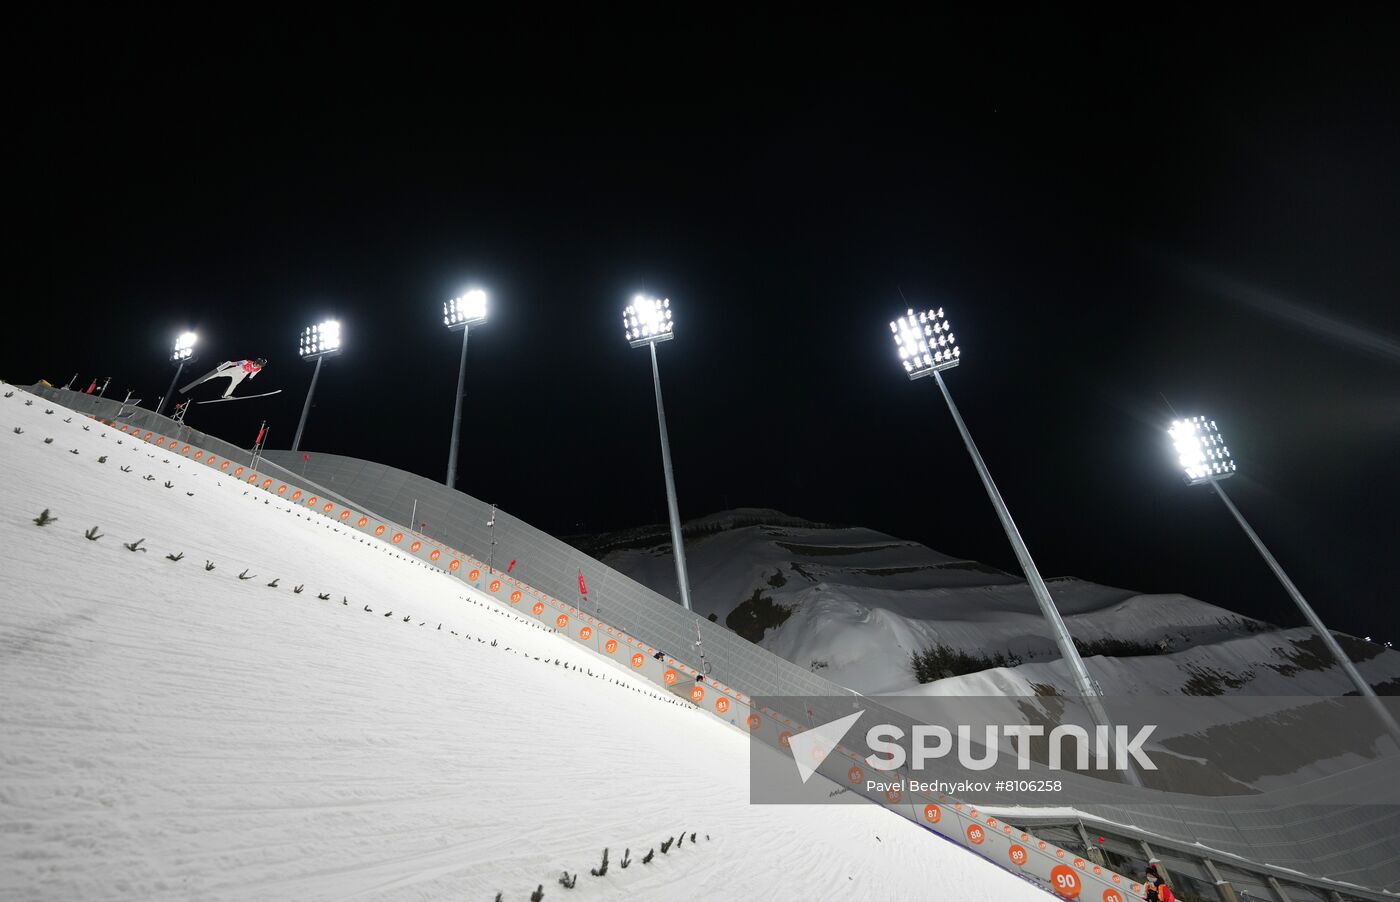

{"left": 302, "top": 453, "right": 310, "bottom": 462}
{"left": 577, "top": 570, "right": 589, "bottom": 595}
{"left": 254, "top": 425, "right": 267, "bottom": 446}
{"left": 86, "top": 380, "right": 96, "bottom": 394}
{"left": 506, "top": 560, "right": 516, "bottom": 573}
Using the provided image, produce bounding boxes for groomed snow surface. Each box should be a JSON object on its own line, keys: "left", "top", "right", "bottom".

{"left": 0, "top": 388, "right": 1050, "bottom": 901}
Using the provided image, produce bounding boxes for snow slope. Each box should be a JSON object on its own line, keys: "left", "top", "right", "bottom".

{"left": 591, "top": 514, "right": 1400, "bottom": 697}
{"left": 0, "top": 388, "right": 1051, "bottom": 902}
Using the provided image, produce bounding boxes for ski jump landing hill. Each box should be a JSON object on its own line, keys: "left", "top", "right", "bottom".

{"left": 26, "top": 384, "right": 1400, "bottom": 902}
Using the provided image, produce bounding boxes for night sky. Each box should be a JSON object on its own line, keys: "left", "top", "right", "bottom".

{"left": 9, "top": 11, "right": 1398, "bottom": 641}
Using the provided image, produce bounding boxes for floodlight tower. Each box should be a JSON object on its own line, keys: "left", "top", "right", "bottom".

{"left": 443, "top": 289, "right": 487, "bottom": 489}
{"left": 291, "top": 319, "right": 341, "bottom": 452}
{"left": 623, "top": 295, "right": 692, "bottom": 612}
{"left": 890, "top": 307, "right": 1122, "bottom": 743}
{"left": 157, "top": 331, "right": 198, "bottom": 416}
{"left": 1170, "top": 416, "right": 1400, "bottom": 743}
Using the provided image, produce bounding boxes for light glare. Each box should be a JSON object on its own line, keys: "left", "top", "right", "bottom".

{"left": 891, "top": 306, "right": 960, "bottom": 379}
{"left": 444, "top": 289, "right": 488, "bottom": 329}
{"left": 172, "top": 331, "right": 198, "bottom": 361}
{"left": 1169, "top": 415, "right": 1237, "bottom": 484}
{"left": 299, "top": 319, "right": 343, "bottom": 359}
{"left": 624, "top": 295, "right": 675, "bottom": 346}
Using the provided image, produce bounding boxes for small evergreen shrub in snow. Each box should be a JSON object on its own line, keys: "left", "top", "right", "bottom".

{"left": 910, "top": 643, "right": 1023, "bottom": 683}
{"left": 1072, "top": 636, "right": 1165, "bottom": 658}
{"left": 32, "top": 509, "right": 57, "bottom": 526}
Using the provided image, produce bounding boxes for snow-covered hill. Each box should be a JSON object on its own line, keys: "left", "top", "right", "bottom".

{"left": 587, "top": 513, "right": 1400, "bottom": 697}
{"left": 0, "top": 389, "right": 1052, "bottom": 901}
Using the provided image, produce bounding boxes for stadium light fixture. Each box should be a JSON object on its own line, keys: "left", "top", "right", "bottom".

{"left": 173, "top": 332, "right": 198, "bottom": 362}
{"left": 444, "top": 289, "right": 488, "bottom": 489}
{"left": 1169, "top": 416, "right": 1236, "bottom": 484}
{"left": 157, "top": 331, "right": 199, "bottom": 416}
{"left": 624, "top": 294, "right": 674, "bottom": 347}
{"left": 891, "top": 307, "right": 960, "bottom": 379}
{"left": 624, "top": 294, "right": 692, "bottom": 611}
{"left": 889, "top": 304, "right": 1135, "bottom": 780}
{"left": 1170, "top": 415, "right": 1400, "bottom": 743}
{"left": 292, "top": 319, "right": 341, "bottom": 452}
{"left": 445, "top": 289, "right": 488, "bottom": 330}
{"left": 298, "top": 319, "right": 342, "bottom": 360}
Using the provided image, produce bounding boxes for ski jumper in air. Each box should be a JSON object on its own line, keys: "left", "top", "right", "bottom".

{"left": 179, "top": 358, "right": 280, "bottom": 403}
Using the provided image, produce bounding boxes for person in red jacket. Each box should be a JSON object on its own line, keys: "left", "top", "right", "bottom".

{"left": 1144, "top": 863, "right": 1174, "bottom": 901}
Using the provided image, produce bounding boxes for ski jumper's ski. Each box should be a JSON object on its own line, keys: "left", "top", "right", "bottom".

{"left": 196, "top": 390, "right": 283, "bottom": 404}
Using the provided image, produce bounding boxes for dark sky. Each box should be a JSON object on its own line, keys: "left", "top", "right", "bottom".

{"left": 8, "top": 10, "right": 1398, "bottom": 640}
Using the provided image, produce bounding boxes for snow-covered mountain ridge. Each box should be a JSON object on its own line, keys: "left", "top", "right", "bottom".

{"left": 588, "top": 516, "right": 1400, "bottom": 697}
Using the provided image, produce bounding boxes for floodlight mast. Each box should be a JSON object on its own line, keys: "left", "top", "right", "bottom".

{"left": 292, "top": 319, "right": 342, "bottom": 453}
{"left": 1171, "top": 417, "right": 1400, "bottom": 744}
{"left": 157, "top": 331, "right": 198, "bottom": 417}
{"left": 624, "top": 295, "right": 693, "bottom": 612}
{"left": 444, "top": 290, "right": 488, "bottom": 489}
{"left": 892, "top": 307, "right": 1139, "bottom": 784}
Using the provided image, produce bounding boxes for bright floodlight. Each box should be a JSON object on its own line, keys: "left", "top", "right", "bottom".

{"left": 624, "top": 295, "right": 674, "bottom": 347}
{"left": 299, "top": 320, "right": 342, "bottom": 359}
{"left": 891, "top": 307, "right": 959, "bottom": 379}
{"left": 445, "top": 289, "right": 488, "bottom": 330}
{"left": 172, "top": 331, "right": 198, "bottom": 362}
{"left": 1170, "top": 415, "right": 1236, "bottom": 484}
